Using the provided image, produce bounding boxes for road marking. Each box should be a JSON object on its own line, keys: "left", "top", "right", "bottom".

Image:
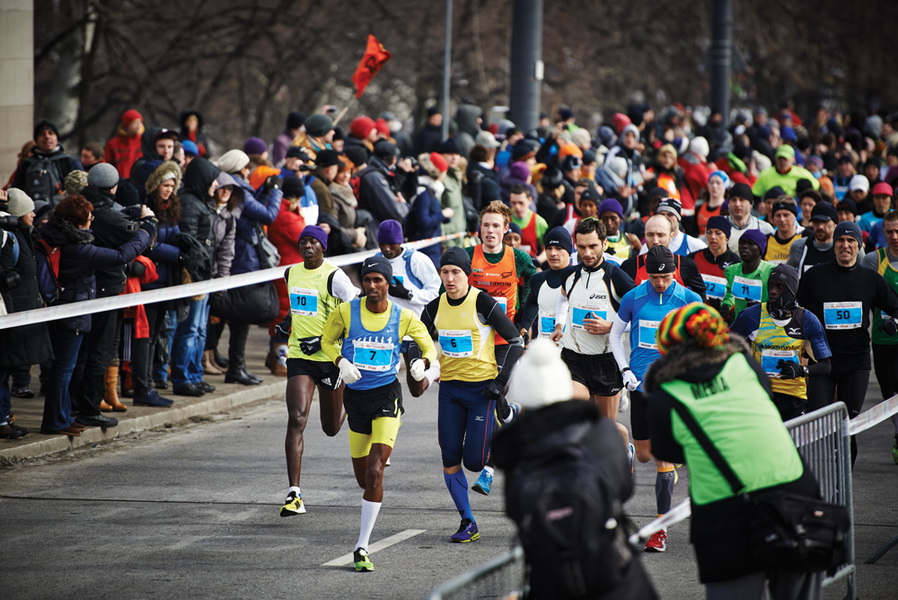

{"left": 322, "top": 529, "right": 426, "bottom": 566}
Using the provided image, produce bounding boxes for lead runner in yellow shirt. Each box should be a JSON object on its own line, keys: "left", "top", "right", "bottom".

{"left": 322, "top": 255, "right": 437, "bottom": 572}
{"left": 275, "top": 226, "right": 359, "bottom": 518}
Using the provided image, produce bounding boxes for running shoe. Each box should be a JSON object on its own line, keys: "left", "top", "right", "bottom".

{"left": 502, "top": 401, "right": 520, "bottom": 425}
{"left": 892, "top": 435, "right": 898, "bottom": 465}
{"left": 280, "top": 491, "right": 306, "bottom": 517}
{"left": 627, "top": 443, "right": 636, "bottom": 476}
{"left": 644, "top": 528, "right": 668, "bottom": 553}
{"left": 353, "top": 547, "right": 374, "bottom": 572}
{"left": 472, "top": 469, "right": 493, "bottom": 496}
{"left": 450, "top": 519, "right": 480, "bottom": 543}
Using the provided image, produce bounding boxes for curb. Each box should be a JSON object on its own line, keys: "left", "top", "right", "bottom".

{"left": 0, "top": 380, "right": 284, "bottom": 465}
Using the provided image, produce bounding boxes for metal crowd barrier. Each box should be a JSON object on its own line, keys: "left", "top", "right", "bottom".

{"left": 430, "top": 402, "right": 857, "bottom": 600}
{"left": 786, "top": 402, "right": 855, "bottom": 599}
{"left": 427, "top": 545, "right": 525, "bottom": 600}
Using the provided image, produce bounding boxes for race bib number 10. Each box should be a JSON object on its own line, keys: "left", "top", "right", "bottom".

{"left": 289, "top": 287, "right": 318, "bottom": 316}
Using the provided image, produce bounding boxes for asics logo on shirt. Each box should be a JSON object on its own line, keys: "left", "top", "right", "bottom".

{"left": 589, "top": 293, "right": 608, "bottom": 300}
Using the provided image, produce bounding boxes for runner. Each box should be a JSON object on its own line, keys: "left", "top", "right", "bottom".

{"left": 375, "top": 219, "right": 441, "bottom": 396}
{"left": 550, "top": 218, "right": 634, "bottom": 440}
{"left": 797, "top": 221, "right": 898, "bottom": 464}
{"left": 509, "top": 184, "right": 548, "bottom": 262}
{"left": 621, "top": 214, "right": 707, "bottom": 299}
{"left": 465, "top": 200, "right": 535, "bottom": 494}
{"left": 609, "top": 245, "right": 702, "bottom": 553}
{"left": 420, "top": 247, "right": 525, "bottom": 543}
{"left": 275, "top": 225, "right": 359, "bottom": 517}
{"left": 599, "top": 198, "right": 641, "bottom": 260}
{"left": 764, "top": 198, "right": 803, "bottom": 265}
{"left": 321, "top": 255, "right": 438, "bottom": 572}
{"left": 521, "top": 227, "right": 574, "bottom": 339}
{"left": 646, "top": 197, "right": 707, "bottom": 256}
{"left": 787, "top": 202, "right": 839, "bottom": 274}
{"left": 720, "top": 229, "right": 774, "bottom": 323}
{"left": 689, "top": 215, "right": 740, "bottom": 312}
{"left": 731, "top": 264, "right": 832, "bottom": 421}
{"left": 726, "top": 182, "right": 774, "bottom": 252}
{"left": 860, "top": 211, "right": 898, "bottom": 462}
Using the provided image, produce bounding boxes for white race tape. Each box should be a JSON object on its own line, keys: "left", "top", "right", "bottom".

{"left": 847, "top": 394, "right": 898, "bottom": 436}
{"left": 628, "top": 499, "right": 691, "bottom": 546}
{"left": 0, "top": 232, "right": 465, "bottom": 330}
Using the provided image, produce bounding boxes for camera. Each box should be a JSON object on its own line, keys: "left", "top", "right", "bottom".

{"left": 0, "top": 214, "right": 19, "bottom": 230}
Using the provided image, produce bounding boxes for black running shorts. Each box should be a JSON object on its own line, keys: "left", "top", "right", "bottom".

{"left": 561, "top": 348, "right": 624, "bottom": 397}
{"left": 286, "top": 358, "right": 340, "bottom": 390}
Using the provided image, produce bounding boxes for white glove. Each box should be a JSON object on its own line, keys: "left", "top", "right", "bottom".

{"left": 409, "top": 358, "right": 427, "bottom": 382}
{"left": 338, "top": 359, "right": 362, "bottom": 385}
{"left": 622, "top": 369, "right": 641, "bottom": 392}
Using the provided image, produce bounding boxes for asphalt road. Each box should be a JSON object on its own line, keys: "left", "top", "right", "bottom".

{"left": 1, "top": 374, "right": 896, "bottom": 599}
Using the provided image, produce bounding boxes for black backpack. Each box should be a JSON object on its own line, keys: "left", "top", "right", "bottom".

{"left": 22, "top": 154, "right": 67, "bottom": 206}
{"left": 504, "top": 421, "right": 634, "bottom": 599}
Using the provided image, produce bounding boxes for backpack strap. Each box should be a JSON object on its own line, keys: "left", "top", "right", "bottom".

{"left": 670, "top": 399, "right": 745, "bottom": 495}
{"left": 402, "top": 248, "right": 424, "bottom": 289}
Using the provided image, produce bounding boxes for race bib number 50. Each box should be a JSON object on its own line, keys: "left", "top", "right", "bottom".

{"left": 823, "top": 301, "right": 862, "bottom": 330}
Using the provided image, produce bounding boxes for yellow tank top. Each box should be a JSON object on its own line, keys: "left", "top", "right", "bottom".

{"left": 287, "top": 260, "right": 342, "bottom": 361}
{"left": 764, "top": 232, "right": 800, "bottom": 265}
{"left": 605, "top": 234, "right": 631, "bottom": 260}
{"left": 434, "top": 288, "right": 497, "bottom": 382}
{"left": 751, "top": 306, "right": 807, "bottom": 399}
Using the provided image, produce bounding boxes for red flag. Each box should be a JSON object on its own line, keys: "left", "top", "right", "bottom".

{"left": 352, "top": 35, "right": 392, "bottom": 98}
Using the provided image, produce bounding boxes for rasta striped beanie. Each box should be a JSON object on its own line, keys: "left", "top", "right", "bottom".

{"left": 656, "top": 302, "right": 729, "bottom": 355}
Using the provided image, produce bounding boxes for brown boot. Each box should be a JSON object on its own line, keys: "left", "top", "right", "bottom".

{"left": 203, "top": 350, "right": 223, "bottom": 375}
{"left": 99, "top": 399, "right": 114, "bottom": 411}
{"left": 105, "top": 365, "right": 128, "bottom": 412}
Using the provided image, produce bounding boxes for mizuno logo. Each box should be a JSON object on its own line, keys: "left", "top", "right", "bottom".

{"left": 787, "top": 328, "right": 801, "bottom": 336}
{"left": 475, "top": 415, "right": 484, "bottom": 422}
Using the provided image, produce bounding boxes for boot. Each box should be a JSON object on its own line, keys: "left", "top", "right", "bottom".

{"left": 203, "top": 350, "right": 223, "bottom": 375}
{"left": 225, "top": 356, "right": 262, "bottom": 386}
{"left": 213, "top": 349, "right": 229, "bottom": 370}
{"left": 104, "top": 365, "right": 128, "bottom": 412}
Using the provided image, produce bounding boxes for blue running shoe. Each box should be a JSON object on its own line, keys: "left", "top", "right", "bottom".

{"left": 450, "top": 519, "right": 480, "bottom": 543}
{"left": 627, "top": 443, "right": 636, "bottom": 476}
{"left": 472, "top": 469, "right": 493, "bottom": 496}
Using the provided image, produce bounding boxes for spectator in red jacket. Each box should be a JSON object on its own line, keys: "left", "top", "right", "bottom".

{"left": 104, "top": 109, "right": 144, "bottom": 178}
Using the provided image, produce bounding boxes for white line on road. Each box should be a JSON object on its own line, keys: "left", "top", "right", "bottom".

{"left": 322, "top": 529, "right": 427, "bottom": 566}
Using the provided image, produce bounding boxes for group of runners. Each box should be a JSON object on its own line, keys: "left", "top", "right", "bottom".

{"left": 271, "top": 191, "right": 898, "bottom": 572}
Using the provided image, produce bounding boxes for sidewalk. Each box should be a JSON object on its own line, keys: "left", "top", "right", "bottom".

{"left": 1, "top": 325, "right": 284, "bottom": 465}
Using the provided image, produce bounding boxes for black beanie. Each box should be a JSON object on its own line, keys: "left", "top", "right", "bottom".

{"left": 361, "top": 255, "right": 393, "bottom": 281}
{"left": 645, "top": 245, "right": 677, "bottom": 274}
{"left": 440, "top": 247, "right": 472, "bottom": 275}
{"left": 543, "top": 226, "right": 573, "bottom": 255}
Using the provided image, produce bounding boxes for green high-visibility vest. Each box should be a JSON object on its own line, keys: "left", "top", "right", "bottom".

{"left": 662, "top": 353, "right": 804, "bottom": 506}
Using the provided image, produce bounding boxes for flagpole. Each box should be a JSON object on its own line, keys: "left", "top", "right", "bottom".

{"left": 332, "top": 98, "right": 356, "bottom": 128}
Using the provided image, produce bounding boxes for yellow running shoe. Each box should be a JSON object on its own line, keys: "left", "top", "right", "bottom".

{"left": 280, "top": 491, "right": 306, "bottom": 517}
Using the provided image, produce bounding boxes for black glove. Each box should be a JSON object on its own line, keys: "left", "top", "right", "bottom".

{"left": 879, "top": 317, "right": 898, "bottom": 337}
{"left": 274, "top": 316, "right": 291, "bottom": 340}
{"left": 389, "top": 279, "right": 413, "bottom": 300}
{"left": 138, "top": 218, "right": 158, "bottom": 239}
{"left": 263, "top": 176, "right": 282, "bottom": 192}
{"left": 126, "top": 260, "right": 146, "bottom": 278}
{"left": 777, "top": 359, "right": 805, "bottom": 379}
{"left": 484, "top": 379, "right": 504, "bottom": 401}
{"left": 0, "top": 269, "right": 21, "bottom": 292}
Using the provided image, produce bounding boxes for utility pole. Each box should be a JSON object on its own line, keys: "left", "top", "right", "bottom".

{"left": 710, "top": 0, "right": 732, "bottom": 118}
{"left": 508, "top": 0, "right": 543, "bottom": 132}
{"left": 441, "top": 0, "right": 452, "bottom": 139}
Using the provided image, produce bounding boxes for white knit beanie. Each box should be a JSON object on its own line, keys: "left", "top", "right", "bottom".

{"left": 507, "top": 338, "right": 574, "bottom": 409}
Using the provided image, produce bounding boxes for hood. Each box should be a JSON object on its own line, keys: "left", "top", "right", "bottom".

{"left": 33, "top": 144, "right": 64, "bottom": 158}
{"left": 40, "top": 213, "right": 95, "bottom": 246}
{"left": 454, "top": 103, "right": 482, "bottom": 137}
{"left": 140, "top": 127, "right": 165, "bottom": 161}
{"left": 179, "top": 109, "right": 204, "bottom": 131}
{"left": 183, "top": 157, "right": 221, "bottom": 198}
{"left": 80, "top": 186, "right": 116, "bottom": 210}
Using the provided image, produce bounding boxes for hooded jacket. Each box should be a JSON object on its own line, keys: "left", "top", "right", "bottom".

{"left": 178, "top": 158, "right": 221, "bottom": 281}
{"left": 39, "top": 213, "right": 152, "bottom": 332}
{"left": 129, "top": 127, "right": 169, "bottom": 199}
{"left": 104, "top": 113, "right": 144, "bottom": 178}
{"left": 81, "top": 185, "right": 151, "bottom": 297}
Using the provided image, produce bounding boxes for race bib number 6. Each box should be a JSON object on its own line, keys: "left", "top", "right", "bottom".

{"left": 438, "top": 329, "right": 474, "bottom": 357}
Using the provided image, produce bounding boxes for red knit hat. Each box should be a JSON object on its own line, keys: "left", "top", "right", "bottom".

{"left": 349, "top": 116, "right": 376, "bottom": 140}
{"left": 374, "top": 118, "right": 390, "bottom": 137}
{"left": 122, "top": 109, "right": 143, "bottom": 125}
{"left": 429, "top": 152, "right": 448, "bottom": 173}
